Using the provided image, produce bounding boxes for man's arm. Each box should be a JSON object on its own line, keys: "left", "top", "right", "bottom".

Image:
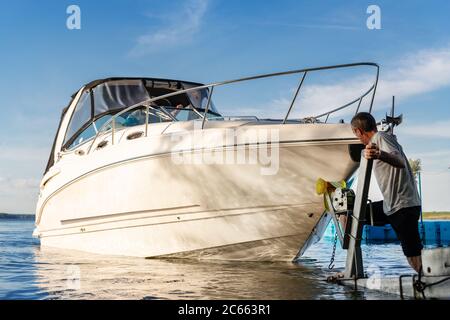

{"left": 378, "top": 149, "right": 405, "bottom": 168}
{"left": 364, "top": 143, "right": 405, "bottom": 168}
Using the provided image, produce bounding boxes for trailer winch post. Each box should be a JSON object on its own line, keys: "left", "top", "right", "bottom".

{"left": 344, "top": 154, "right": 373, "bottom": 279}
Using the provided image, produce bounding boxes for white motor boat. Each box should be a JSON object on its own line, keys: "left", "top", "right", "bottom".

{"left": 34, "top": 63, "right": 379, "bottom": 261}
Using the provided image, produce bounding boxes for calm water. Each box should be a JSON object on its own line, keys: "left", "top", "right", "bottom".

{"left": 0, "top": 216, "right": 415, "bottom": 300}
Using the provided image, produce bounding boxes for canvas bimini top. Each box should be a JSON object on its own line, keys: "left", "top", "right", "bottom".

{"left": 44, "top": 77, "right": 221, "bottom": 174}
{"left": 67, "top": 77, "right": 223, "bottom": 149}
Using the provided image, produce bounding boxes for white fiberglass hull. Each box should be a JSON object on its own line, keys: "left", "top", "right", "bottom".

{"left": 35, "top": 122, "right": 361, "bottom": 261}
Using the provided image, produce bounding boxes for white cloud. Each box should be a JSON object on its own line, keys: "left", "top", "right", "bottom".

{"left": 380, "top": 47, "right": 450, "bottom": 99}
{"left": 0, "top": 176, "right": 40, "bottom": 213}
{"left": 397, "top": 120, "right": 450, "bottom": 139}
{"left": 406, "top": 149, "right": 450, "bottom": 173}
{"left": 255, "top": 21, "right": 360, "bottom": 31}
{"left": 0, "top": 145, "right": 49, "bottom": 161}
{"left": 0, "top": 177, "right": 39, "bottom": 190}
{"left": 220, "top": 46, "right": 450, "bottom": 121}
{"left": 421, "top": 172, "right": 450, "bottom": 212}
{"left": 409, "top": 149, "right": 450, "bottom": 159}
{"left": 259, "top": 46, "right": 450, "bottom": 119}
{"left": 129, "top": 0, "right": 209, "bottom": 57}
{"left": 0, "top": 145, "right": 47, "bottom": 213}
{"left": 295, "top": 77, "right": 373, "bottom": 118}
{"left": 393, "top": 149, "right": 450, "bottom": 211}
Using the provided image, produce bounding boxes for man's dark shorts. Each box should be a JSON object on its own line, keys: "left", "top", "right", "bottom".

{"left": 366, "top": 201, "right": 423, "bottom": 257}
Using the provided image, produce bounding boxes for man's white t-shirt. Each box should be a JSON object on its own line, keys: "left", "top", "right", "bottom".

{"left": 370, "top": 131, "right": 421, "bottom": 215}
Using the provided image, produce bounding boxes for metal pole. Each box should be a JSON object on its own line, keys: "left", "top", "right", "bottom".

{"left": 344, "top": 154, "right": 373, "bottom": 279}
{"left": 418, "top": 171, "right": 423, "bottom": 222}
{"left": 112, "top": 118, "right": 115, "bottom": 145}
{"left": 355, "top": 97, "right": 363, "bottom": 114}
{"left": 368, "top": 66, "right": 379, "bottom": 114}
{"left": 391, "top": 96, "right": 395, "bottom": 116}
{"left": 283, "top": 72, "right": 307, "bottom": 124}
{"left": 145, "top": 105, "right": 149, "bottom": 137}
{"left": 418, "top": 171, "right": 424, "bottom": 242}
{"left": 201, "top": 86, "right": 214, "bottom": 130}
{"left": 391, "top": 96, "right": 395, "bottom": 134}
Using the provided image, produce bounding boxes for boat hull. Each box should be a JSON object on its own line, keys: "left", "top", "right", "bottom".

{"left": 35, "top": 123, "right": 360, "bottom": 261}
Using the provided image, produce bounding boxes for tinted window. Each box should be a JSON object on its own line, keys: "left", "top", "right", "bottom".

{"left": 68, "top": 124, "right": 96, "bottom": 149}
{"left": 93, "top": 80, "right": 150, "bottom": 116}
{"left": 63, "top": 90, "right": 91, "bottom": 147}
{"left": 66, "top": 115, "right": 113, "bottom": 150}
{"left": 183, "top": 85, "right": 219, "bottom": 114}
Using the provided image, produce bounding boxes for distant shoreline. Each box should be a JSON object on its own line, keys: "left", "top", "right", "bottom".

{"left": 0, "top": 213, "right": 35, "bottom": 220}
{"left": 422, "top": 212, "right": 450, "bottom": 220}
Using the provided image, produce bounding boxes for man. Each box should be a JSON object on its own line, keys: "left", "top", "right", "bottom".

{"left": 351, "top": 112, "right": 423, "bottom": 273}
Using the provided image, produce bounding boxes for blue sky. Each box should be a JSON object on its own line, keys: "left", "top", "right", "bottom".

{"left": 0, "top": 0, "right": 449, "bottom": 213}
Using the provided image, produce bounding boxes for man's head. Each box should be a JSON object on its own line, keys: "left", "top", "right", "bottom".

{"left": 351, "top": 112, "right": 377, "bottom": 145}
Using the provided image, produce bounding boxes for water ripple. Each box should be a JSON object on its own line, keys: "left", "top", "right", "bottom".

{"left": 0, "top": 219, "right": 414, "bottom": 299}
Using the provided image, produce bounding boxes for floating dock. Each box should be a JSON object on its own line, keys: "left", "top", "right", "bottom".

{"left": 339, "top": 275, "right": 449, "bottom": 299}
{"left": 337, "top": 246, "right": 450, "bottom": 299}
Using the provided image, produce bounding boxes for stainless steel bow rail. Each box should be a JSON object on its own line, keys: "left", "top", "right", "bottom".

{"left": 87, "top": 62, "right": 379, "bottom": 154}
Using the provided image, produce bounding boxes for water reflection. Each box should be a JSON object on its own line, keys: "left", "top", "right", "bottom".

{"left": 31, "top": 243, "right": 401, "bottom": 300}
{"left": 1, "top": 219, "right": 406, "bottom": 300}
{"left": 33, "top": 246, "right": 322, "bottom": 299}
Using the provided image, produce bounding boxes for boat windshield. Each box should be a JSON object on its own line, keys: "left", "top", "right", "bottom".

{"left": 62, "top": 79, "right": 220, "bottom": 150}
{"left": 183, "top": 83, "right": 219, "bottom": 114}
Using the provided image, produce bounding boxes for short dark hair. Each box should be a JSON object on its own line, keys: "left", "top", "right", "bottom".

{"left": 351, "top": 112, "right": 377, "bottom": 132}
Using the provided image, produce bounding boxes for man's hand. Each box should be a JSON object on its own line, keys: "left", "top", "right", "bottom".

{"left": 364, "top": 143, "right": 381, "bottom": 160}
